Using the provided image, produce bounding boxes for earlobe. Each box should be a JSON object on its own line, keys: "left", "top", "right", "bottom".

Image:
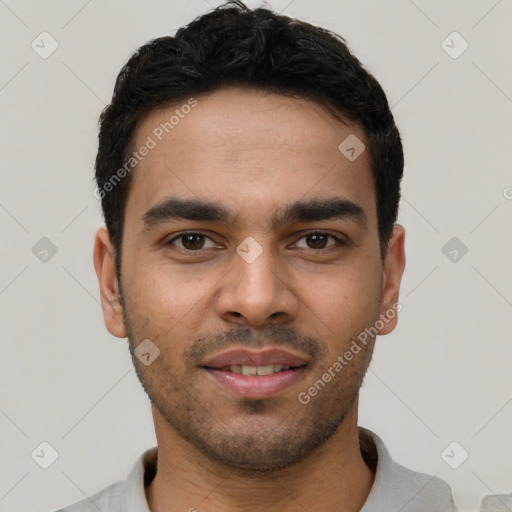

{"left": 93, "top": 226, "right": 127, "bottom": 338}
{"left": 377, "top": 224, "right": 406, "bottom": 336}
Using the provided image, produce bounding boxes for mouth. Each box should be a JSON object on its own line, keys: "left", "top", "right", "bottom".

{"left": 208, "top": 363, "right": 304, "bottom": 375}
{"left": 200, "top": 348, "right": 309, "bottom": 399}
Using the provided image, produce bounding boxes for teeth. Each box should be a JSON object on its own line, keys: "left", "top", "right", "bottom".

{"left": 222, "top": 364, "right": 294, "bottom": 375}
{"left": 241, "top": 365, "right": 257, "bottom": 376}
{"left": 256, "top": 365, "right": 275, "bottom": 376}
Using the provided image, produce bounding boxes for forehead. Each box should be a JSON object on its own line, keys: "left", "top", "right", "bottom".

{"left": 125, "top": 87, "right": 375, "bottom": 227}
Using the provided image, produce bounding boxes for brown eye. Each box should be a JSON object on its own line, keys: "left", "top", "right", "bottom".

{"left": 306, "top": 233, "right": 329, "bottom": 248}
{"left": 181, "top": 234, "right": 205, "bottom": 250}
{"left": 167, "top": 232, "right": 217, "bottom": 251}
{"left": 293, "top": 232, "right": 346, "bottom": 250}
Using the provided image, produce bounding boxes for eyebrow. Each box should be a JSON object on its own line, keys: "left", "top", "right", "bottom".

{"left": 141, "top": 197, "right": 367, "bottom": 230}
{"left": 271, "top": 198, "right": 367, "bottom": 229}
{"left": 142, "top": 197, "right": 232, "bottom": 228}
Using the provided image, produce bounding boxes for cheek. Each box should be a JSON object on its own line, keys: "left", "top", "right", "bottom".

{"left": 122, "top": 259, "right": 216, "bottom": 332}
{"left": 298, "top": 260, "right": 382, "bottom": 333}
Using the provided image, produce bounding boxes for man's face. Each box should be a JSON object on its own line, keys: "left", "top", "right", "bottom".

{"left": 96, "top": 87, "right": 404, "bottom": 471}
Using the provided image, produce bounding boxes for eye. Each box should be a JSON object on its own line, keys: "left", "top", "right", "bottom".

{"left": 294, "top": 232, "right": 345, "bottom": 250}
{"left": 167, "top": 232, "right": 218, "bottom": 251}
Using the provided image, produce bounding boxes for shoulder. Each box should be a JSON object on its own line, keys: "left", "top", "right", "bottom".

{"left": 54, "top": 480, "right": 125, "bottom": 512}
{"left": 359, "top": 427, "right": 456, "bottom": 512}
{"left": 54, "top": 447, "right": 157, "bottom": 512}
{"left": 389, "top": 458, "right": 455, "bottom": 511}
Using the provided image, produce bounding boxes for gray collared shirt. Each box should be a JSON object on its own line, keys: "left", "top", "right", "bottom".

{"left": 56, "top": 427, "right": 456, "bottom": 512}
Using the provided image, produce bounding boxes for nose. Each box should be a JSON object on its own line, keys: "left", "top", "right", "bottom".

{"left": 216, "top": 246, "right": 299, "bottom": 328}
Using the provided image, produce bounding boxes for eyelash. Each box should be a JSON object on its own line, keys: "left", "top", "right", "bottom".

{"left": 166, "top": 231, "right": 347, "bottom": 253}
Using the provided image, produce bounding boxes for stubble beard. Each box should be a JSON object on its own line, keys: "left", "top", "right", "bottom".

{"left": 119, "top": 282, "right": 375, "bottom": 473}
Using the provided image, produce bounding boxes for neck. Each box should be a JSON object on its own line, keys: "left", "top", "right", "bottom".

{"left": 145, "top": 398, "right": 374, "bottom": 512}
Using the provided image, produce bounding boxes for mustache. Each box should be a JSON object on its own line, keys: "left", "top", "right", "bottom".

{"left": 185, "top": 325, "right": 326, "bottom": 366}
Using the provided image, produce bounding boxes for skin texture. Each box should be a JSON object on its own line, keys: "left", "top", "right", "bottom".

{"left": 94, "top": 87, "right": 406, "bottom": 512}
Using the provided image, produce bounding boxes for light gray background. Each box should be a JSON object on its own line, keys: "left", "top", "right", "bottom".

{"left": 1, "top": 1, "right": 511, "bottom": 511}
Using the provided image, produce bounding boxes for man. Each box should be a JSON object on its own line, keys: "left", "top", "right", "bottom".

{"left": 59, "top": 1, "right": 455, "bottom": 510}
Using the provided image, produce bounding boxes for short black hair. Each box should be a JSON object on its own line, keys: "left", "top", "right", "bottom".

{"left": 95, "top": 0, "right": 403, "bottom": 278}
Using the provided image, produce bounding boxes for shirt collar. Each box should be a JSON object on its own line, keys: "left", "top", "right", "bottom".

{"left": 119, "top": 446, "right": 156, "bottom": 512}
{"left": 359, "top": 427, "right": 455, "bottom": 511}
{"left": 120, "top": 427, "right": 454, "bottom": 512}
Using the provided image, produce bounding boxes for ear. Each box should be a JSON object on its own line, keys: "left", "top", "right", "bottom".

{"left": 377, "top": 224, "right": 406, "bottom": 335}
{"left": 93, "top": 226, "right": 127, "bottom": 338}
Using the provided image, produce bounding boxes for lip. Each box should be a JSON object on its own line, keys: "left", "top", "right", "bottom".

{"left": 202, "top": 366, "right": 308, "bottom": 399}
{"left": 202, "top": 348, "right": 309, "bottom": 368}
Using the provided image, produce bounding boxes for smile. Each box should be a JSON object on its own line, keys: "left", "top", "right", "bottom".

{"left": 217, "top": 364, "right": 296, "bottom": 375}
{"left": 200, "top": 347, "right": 310, "bottom": 399}
{"left": 202, "top": 364, "right": 308, "bottom": 399}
